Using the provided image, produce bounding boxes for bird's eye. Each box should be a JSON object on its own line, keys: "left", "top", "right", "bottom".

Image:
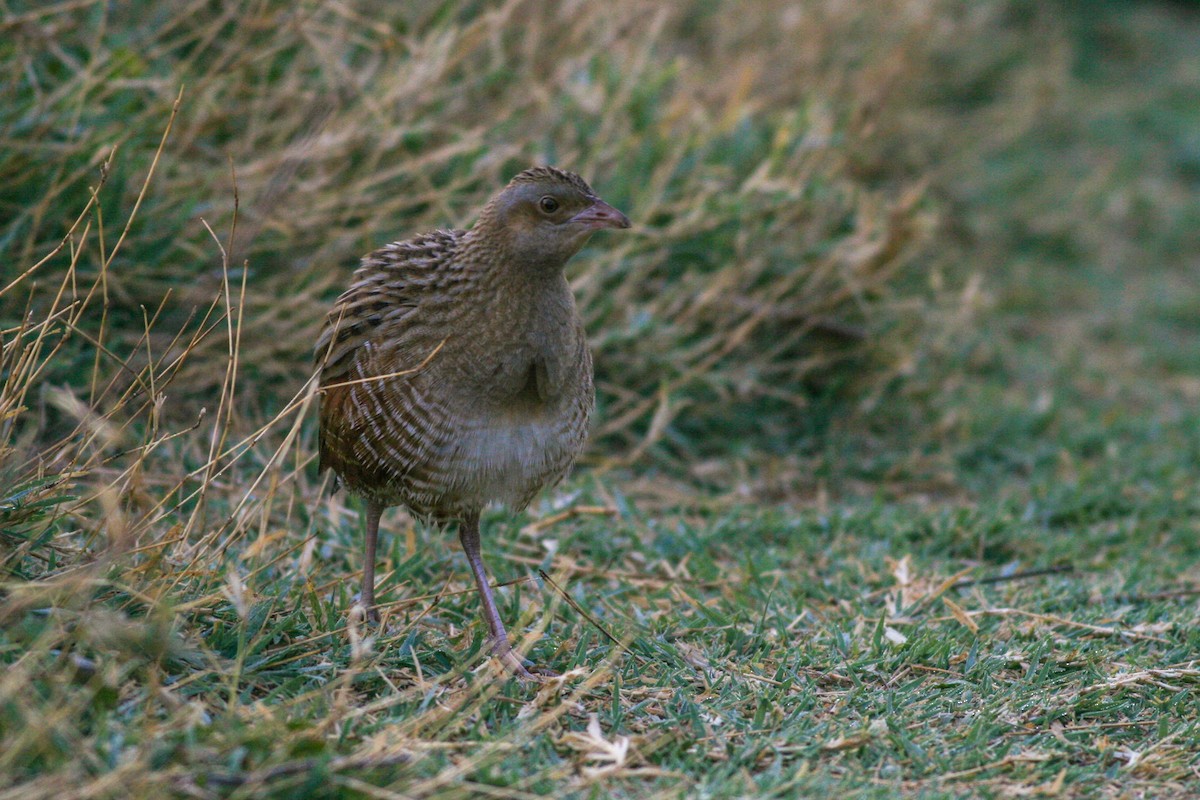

{"left": 538, "top": 196, "right": 560, "bottom": 214}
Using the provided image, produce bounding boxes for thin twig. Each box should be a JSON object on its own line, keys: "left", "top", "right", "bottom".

{"left": 951, "top": 565, "right": 1074, "bottom": 589}
{"left": 536, "top": 568, "right": 627, "bottom": 654}
{"left": 1113, "top": 586, "right": 1200, "bottom": 604}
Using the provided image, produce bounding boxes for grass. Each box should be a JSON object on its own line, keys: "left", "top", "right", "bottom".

{"left": 3, "top": 0, "right": 1200, "bottom": 798}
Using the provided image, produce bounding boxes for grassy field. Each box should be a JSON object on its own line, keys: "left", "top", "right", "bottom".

{"left": 3, "top": 1, "right": 1200, "bottom": 798}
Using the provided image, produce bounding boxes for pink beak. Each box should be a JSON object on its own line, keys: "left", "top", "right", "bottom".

{"left": 570, "top": 199, "right": 631, "bottom": 230}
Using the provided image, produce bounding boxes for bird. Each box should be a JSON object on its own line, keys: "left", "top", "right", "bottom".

{"left": 315, "top": 166, "right": 630, "bottom": 679}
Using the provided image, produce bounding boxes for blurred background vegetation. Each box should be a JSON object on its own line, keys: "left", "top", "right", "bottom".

{"left": 4, "top": 0, "right": 1196, "bottom": 484}
{"left": 2, "top": 0, "right": 1199, "bottom": 796}
{"left": 4, "top": 0, "right": 955, "bottom": 484}
{"left": 5, "top": 0, "right": 1197, "bottom": 497}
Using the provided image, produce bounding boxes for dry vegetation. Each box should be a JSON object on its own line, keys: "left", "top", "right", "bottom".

{"left": 1, "top": 0, "right": 965, "bottom": 469}
{"left": 3, "top": 1, "right": 1200, "bottom": 798}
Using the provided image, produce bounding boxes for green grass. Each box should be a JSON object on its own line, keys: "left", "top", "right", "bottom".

{"left": 4, "top": 0, "right": 1200, "bottom": 798}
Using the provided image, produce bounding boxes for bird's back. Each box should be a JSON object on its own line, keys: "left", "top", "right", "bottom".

{"left": 315, "top": 230, "right": 593, "bottom": 521}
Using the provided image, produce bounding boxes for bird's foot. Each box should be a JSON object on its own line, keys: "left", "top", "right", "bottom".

{"left": 349, "top": 595, "right": 381, "bottom": 626}
{"left": 489, "top": 637, "right": 557, "bottom": 682}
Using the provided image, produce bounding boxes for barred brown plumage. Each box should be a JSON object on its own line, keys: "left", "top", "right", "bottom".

{"left": 316, "top": 166, "right": 630, "bottom": 679}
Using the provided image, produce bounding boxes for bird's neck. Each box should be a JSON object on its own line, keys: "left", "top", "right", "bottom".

{"left": 459, "top": 224, "right": 571, "bottom": 293}
{"left": 450, "top": 227, "right": 572, "bottom": 350}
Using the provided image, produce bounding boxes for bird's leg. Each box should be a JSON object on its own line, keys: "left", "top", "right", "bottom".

{"left": 459, "top": 512, "right": 540, "bottom": 680}
{"left": 360, "top": 501, "right": 383, "bottom": 624}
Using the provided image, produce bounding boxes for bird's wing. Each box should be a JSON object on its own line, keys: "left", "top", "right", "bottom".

{"left": 315, "top": 229, "right": 463, "bottom": 477}
{"left": 315, "top": 230, "right": 461, "bottom": 381}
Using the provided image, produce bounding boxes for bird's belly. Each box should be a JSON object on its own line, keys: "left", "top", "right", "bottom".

{"left": 445, "top": 413, "right": 579, "bottom": 509}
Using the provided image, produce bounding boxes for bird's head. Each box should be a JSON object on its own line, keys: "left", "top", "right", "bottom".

{"left": 474, "top": 166, "right": 630, "bottom": 271}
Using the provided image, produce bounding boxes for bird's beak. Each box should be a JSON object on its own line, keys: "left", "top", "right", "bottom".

{"left": 570, "top": 199, "right": 631, "bottom": 230}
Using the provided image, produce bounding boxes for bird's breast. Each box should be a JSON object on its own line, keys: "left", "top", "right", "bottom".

{"left": 433, "top": 335, "right": 591, "bottom": 510}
